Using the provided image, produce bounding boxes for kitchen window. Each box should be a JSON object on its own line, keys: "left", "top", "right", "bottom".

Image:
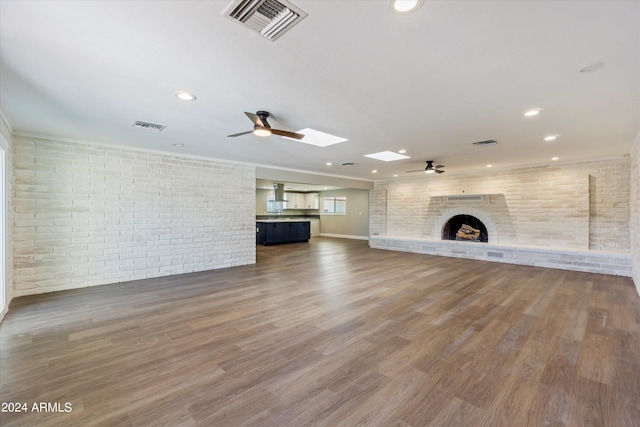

{"left": 321, "top": 196, "right": 346, "bottom": 215}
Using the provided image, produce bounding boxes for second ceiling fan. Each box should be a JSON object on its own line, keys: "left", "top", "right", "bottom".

{"left": 406, "top": 161, "right": 445, "bottom": 174}
{"left": 227, "top": 111, "right": 305, "bottom": 140}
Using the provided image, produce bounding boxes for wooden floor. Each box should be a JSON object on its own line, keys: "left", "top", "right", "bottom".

{"left": 1, "top": 238, "right": 639, "bottom": 426}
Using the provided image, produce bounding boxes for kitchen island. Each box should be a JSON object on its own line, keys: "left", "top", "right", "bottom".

{"left": 256, "top": 219, "right": 311, "bottom": 245}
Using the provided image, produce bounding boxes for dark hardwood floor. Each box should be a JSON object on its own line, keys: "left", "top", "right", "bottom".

{"left": 1, "top": 237, "right": 639, "bottom": 426}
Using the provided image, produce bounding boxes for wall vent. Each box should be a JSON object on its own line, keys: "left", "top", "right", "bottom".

{"left": 132, "top": 121, "right": 167, "bottom": 132}
{"left": 447, "top": 195, "right": 483, "bottom": 202}
{"left": 222, "top": 0, "right": 308, "bottom": 41}
{"left": 472, "top": 139, "right": 497, "bottom": 146}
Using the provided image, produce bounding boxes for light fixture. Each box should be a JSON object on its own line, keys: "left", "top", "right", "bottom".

{"left": 393, "top": 174, "right": 398, "bottom": 177}
{"left": 392, "top": 0, "right": 424, "bottom": 14}
{"left": 173, "top": 143, "right": 184, "bottom": 147}
{"left": 175, "top": 91, "right": 197, "bottom": 101}
{"left": 544, "top": 135, "right": 558, "bottom": 141}
{"left": 398, "top": 149, "right": 407, "bottom": 154}
{"left": 253, "top": 126, "right": 272, "bottom": 137}
{"left": 552, "top": 157, "right": 559, "bottom": 161}
{"left": 524, "top": 109, "right": 542, "bottom": 117}
{"left": 283, "top": 128, "right": 347, "bottom": 147}
{"left": 364, "top": 151, "right": 411, "bottom": 162}
{"left": 372, "top": 170, "right": 378, "bottom": 174}
{"left": 326, "top": 162, "right": 333, "bottom": 166}
{"left": 486, "top": 164, "right": 493, "bottom": 168}
{"left": 425, "top": 169, "right": 435, "bottom": 174}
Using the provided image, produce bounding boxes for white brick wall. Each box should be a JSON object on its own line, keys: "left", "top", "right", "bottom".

{"left": 12, "top": 136, "right": 256, "bottom": 297}
{"left": 631, "top": 136, "right": 640, "bottom": 293}
{"left": 372, "top": 159, "right": 630, "bottom": 251}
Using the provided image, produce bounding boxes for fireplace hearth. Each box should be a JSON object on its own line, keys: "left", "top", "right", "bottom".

{"left": 442, "top": 214, "right": 488, "bottom": 243}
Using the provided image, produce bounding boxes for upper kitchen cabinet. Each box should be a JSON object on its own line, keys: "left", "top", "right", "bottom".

{"left": 304, "top": 193, "right": 319, "bottom": 209}
{"left": 284, "top": 192, "right": 318, "bottom": 210}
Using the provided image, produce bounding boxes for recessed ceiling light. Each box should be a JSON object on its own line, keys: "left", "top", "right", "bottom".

{"left": 393, "top": 174, "right": 398, "bottom": 177}
{"left": 544, "top": 135, "right": 558, "bottom": 141}
{"left": 392, "top": 0, "right": 424, "bottom": 14}
{"left": 175, "top": 91, "right": 197, "bottom": 101}
{"left": 364, "top": 151, "right": 411, "bottom": 162}
{"left": 398, "top": 149, "right": 407, "bottom": 154}
{"left": 372, "top": 170, "right": 378, "bottom": 174}
{"left": 552, "top": 157, "right": 559, "bottom": 161}
{"left": 173, "top": 143, "right": 184, "bottom": 147}
{"left": 326, "top": 162, "right": 333, "bottom": 166}
{"left": 486, "top": 164, "right": 492, "bottom": 168}
{"left": 284, "top": 128, "right": 347, "bottom": 147}
{"left": 524, "top": 109, "right": 542, "bottom": 117}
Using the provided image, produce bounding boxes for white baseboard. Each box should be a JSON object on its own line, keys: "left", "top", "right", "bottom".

{"left": 318, "top": 233, "right": 369, "bottom": 241}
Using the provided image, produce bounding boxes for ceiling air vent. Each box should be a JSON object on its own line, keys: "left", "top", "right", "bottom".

{"left": 132, "top": 121, "right": 167, "bottom": 132}
{"left": 222, "top": 0, "right": 308, "bottom": 41}
{"left": 472, "top": 139, "right": 497, "bottom": 146}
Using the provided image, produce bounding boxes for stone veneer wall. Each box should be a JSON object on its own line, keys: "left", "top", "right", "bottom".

{"left": 631, "top": 136, "right": 640, "bottom": 293}
{"left": 12, "top": 136, "right": 256, "bottom": 297}
{"left": 371, "top": 158, "right": 630, "bottom": 251}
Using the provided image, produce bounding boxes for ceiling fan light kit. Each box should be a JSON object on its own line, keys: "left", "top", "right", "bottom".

{"left": 228, "top": 111, "right": 305, "bottom": 140}
{"left": 406, "top": 160, "right": 445, "bottom": 174}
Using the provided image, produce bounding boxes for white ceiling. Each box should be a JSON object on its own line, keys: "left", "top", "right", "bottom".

{"left": 1, "top": 1, "right": 638, "bottom": 181}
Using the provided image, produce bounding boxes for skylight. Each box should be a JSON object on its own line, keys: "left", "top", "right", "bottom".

{"left": 284, "top": 128, "right": 347, "bottom": 147}
{"left": 364, "top": 151, "right": 411, "bottom": 162}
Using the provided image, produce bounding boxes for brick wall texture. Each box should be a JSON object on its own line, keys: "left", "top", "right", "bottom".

{"left": 12, "top": 136, "right": 256, "bottom": 297}
{"left": 372, "top": 158, "right": 630, "bottom": 252}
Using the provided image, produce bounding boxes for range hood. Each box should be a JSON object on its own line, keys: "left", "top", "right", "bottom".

{"left": 274, "top": 183, "right": 287, "bottom": 202}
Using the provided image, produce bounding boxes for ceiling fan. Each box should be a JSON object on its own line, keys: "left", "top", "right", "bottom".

{"left": 227, "top": 111, "right": 305, "bottom": 140}
{"left": 406, "top": 160, "right": 445, "bottom": 174}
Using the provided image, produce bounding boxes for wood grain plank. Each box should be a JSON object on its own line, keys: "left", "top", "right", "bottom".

{"left": 1, "top": 237, "right": 638, "bottom": 426}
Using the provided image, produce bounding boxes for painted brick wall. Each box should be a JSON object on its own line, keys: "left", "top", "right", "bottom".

{"left": 631, "top": 137, "right": 640, "bottom": 293}
{"left": 372, "top": 158, "right": 630, "bottom": 252}
{"left": 12, "top": 136, "right": 256, "bottom": 297}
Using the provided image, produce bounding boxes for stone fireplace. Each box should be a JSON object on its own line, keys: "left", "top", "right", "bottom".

{"left": 369, "top": 159, "right": 633, "bottom": 277}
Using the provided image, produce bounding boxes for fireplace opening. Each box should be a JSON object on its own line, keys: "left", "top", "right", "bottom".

{"left": 442, "top": 214, "right": 488, "bottom": 243}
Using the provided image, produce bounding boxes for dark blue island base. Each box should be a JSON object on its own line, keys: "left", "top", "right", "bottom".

{"left": 256, "top": 220, "right": 311, "bottom": 245}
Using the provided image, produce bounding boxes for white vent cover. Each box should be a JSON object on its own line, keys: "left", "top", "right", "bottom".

{"left": 132, "top": 121, "right": 167, "bottom": 132}
{"left": 223, "top": 0, "right": 308, "bottom": 41}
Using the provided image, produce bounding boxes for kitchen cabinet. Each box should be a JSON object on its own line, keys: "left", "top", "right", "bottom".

{"left": 283, "top": 192, "right": 304, "bottom": 209}
{"left": 304, "top": 193, "right": 319, "bottom": 209}
{"left": 283, "top": 192, "right": 318, "bottom": 210}
{"left": 256, "top": 220, "right": 311, "bottom": 245}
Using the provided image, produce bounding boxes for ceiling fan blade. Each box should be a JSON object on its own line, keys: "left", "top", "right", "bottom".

{"left": 227, "top": 130, "right": 253, "bottom": 137}
{"left": 271, "top": 129, "right": 305, "bottom": 140}
{"left": 435, "top": 165, "right": 445, "bottom": 169}
{"left": 244, "top": 112, "right": 265, "bottom": 127}
{"left": 405, "top": 169, "right": 426, "bottom": 173}
{"left": 435, "top": 170, "right": 445, "bottom": 174}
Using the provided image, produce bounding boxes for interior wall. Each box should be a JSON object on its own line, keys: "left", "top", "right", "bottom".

{"left": 631, "top": 135, "right": 640, "bottom": 294}
{"left": 11, "top": 136, "right": 256, "bottom": 297}
{"left": 319, "top": 188, "right": 369, "bottom": 238}
{"left": 0, "top": 111, "right": 13, "bottom": 320}
{"left": 373, "top": 158, "right": 630, "bottom": 252}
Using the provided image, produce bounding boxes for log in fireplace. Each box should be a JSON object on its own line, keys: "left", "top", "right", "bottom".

{"left": 442, "top": 214, "right": 488, "bottom": 243}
